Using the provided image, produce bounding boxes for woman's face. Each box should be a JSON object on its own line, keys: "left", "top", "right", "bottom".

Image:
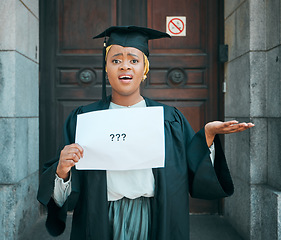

{"left": 106, "top": 45, "right": 145, "bottom": 99}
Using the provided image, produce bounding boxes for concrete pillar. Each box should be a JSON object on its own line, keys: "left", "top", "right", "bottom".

{"left": 0, "top": 0, "right": 39, "bottom": 239}
{"left": 224, "top": 0, "right": 281, "bottom": 239}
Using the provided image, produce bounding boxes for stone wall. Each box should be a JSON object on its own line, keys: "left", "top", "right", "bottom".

{"left": 0, "top": 0, "right": 39, "bottom": 239}
{"left": 224, "top": 0, "right": 281, "bottom": 239}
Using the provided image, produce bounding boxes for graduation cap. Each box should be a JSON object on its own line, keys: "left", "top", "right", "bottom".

{"left": 93, "top": 26, "right": 171, "bottom": 101}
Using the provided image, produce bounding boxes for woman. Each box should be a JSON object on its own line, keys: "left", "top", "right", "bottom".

{"left": 37, "top": 26, "right": 254, "bottom": 240}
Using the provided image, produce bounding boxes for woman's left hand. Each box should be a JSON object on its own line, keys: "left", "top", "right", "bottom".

{"left": 204, "top": 120, "right": 255, "bottom": 147}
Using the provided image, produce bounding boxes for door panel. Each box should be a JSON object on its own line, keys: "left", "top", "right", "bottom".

{"left": 148, "top": 0, "right": 206, "bottom": 52}
{"left": 40, "top": 0, "right": 221, "bottom": 214}
{"left": 58, "top": 0, "right": 117, "bottom": 54}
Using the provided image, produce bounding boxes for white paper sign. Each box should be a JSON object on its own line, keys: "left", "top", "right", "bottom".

{"left": 75, "top": 107, "right": 165, "bottom": 170}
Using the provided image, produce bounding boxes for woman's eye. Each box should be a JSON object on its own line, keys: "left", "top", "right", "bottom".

{"left": 112, "top": 59, "right": 120, "bottom": 64}
{"left": 131, "top": 59, "right": 138, "bottom": 64}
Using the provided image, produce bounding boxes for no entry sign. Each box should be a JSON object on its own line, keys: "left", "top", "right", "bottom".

{"left": 166, "top": 16, "right": 186, "bottom": 36}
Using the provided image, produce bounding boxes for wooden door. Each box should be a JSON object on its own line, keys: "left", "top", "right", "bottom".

{"left": 40, "top": 0, "right": 223, "bottom": 214}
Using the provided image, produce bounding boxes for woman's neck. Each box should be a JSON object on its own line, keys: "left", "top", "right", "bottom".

{"left": 111, "top": 93, "right": 144, "bottom": 107}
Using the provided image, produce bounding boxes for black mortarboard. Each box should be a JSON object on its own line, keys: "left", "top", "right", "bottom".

{"left": 93, "top": 26, "right": 171, "bottom": 101}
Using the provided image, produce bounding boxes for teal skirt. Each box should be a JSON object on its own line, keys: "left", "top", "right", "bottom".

{"left": 108, "top": 197, "right": 151, "bottom": 240}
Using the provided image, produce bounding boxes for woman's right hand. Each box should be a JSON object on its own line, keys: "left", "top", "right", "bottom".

{"left": 56, "top": 143, "right": 84, "bottom": 181}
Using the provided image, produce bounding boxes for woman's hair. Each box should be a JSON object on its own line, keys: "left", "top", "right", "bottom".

{"left": 105, "top": 45, "right": 150, "bottom": 81}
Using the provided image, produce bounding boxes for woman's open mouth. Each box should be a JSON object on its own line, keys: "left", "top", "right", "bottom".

{"left": 118, "top": 74, "right": 133, "bottom": 83}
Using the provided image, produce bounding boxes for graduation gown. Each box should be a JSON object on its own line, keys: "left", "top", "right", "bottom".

{"left": 37, "top": 96, "right": 234, "bottom": 240}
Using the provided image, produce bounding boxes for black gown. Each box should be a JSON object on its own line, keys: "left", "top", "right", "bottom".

{"left": 37, "top": 96, "right": 234, "bottom": 240}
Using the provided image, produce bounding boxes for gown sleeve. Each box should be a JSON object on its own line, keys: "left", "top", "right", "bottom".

{"left": 176, "top": 109, "right": 234, "bottom": 200}
{"left": 37, "top": 107, "right": 82, "bottom": 236}
{"left": 53, "top": 173, "right": 72, "bottom": 207}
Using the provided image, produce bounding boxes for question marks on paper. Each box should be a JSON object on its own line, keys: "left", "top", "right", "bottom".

{"left": 121, "top": 133, "right": 126, "bottom": 141}
{"left": 116, "top": 134, "right": 120, "bottom": 141}
{"left": 110, "top": 133, "right": 127, "bottom": 142}
{"left": 110, "top": 134, "right": 115, "bottom": 141}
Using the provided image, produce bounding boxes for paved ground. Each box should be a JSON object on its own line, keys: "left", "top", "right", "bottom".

{"left": 190, "top": 215, "right": 243, "bottom": 240}
{"left": 19, "top": 214, "right": 243, "bottom": 240}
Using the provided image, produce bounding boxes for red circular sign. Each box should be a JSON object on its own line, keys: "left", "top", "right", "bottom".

{"left": 168, "top": 18, "right": 185, "bottom": 35}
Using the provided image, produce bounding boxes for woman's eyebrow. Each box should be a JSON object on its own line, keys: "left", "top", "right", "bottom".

{"left": 128, "top": 53, "right": 139, "bottom": 58}
{"left": 111, "top": 53, "right": 139, "bottom": 58}
{"left": 111, "top": 53, "right": 123, "bottom": 58}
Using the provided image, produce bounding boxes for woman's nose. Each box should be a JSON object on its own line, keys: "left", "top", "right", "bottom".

{"left": 120, "top": 62, "right": 131, "bottom": 70}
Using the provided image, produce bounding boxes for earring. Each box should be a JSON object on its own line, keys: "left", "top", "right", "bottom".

{"left": 142, "top": 75, "right": 147, "bottom": 82}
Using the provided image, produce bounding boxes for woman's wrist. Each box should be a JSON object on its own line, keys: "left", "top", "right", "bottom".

{"left": 205, "top": 123, "right": 216, "bottom": 147}
{"left": 56, "top": 165, "right": 70, "bottom": 182}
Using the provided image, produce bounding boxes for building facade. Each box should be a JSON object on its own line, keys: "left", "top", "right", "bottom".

{"left": 224, "top": 1, "right": 281, "bottom": 239}
{"left": 0, "top": 0, "right": 39, "bottom": 239}
{"left": 0, "top": 0, "right": 280, "bottom": 239}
